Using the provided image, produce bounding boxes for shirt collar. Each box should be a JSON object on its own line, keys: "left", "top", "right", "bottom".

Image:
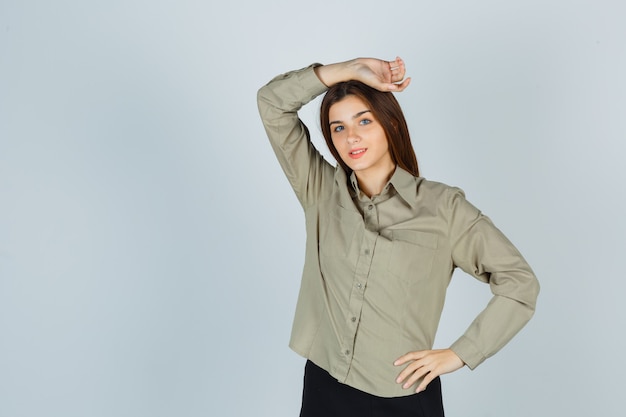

{"left": 342, "top": 166, "right": 422, "bottom": 209}
{"left": 349, "top": 172, "right": 360, "bottom": 196}
{"left": 334, "top": 167, "right": 357, "bottom": 210}
{"left": 387, "top": 166, "right": 422, "bottom": 210}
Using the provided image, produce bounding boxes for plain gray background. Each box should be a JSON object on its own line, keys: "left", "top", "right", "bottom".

{"left": 1, "top": 0, "right": 625, "bottom": 416}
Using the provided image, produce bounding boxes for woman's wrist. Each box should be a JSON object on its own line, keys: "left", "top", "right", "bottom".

{"left": 313, "top": 56, "right": 409, "bottom": 92}
{"left": 314, "top": 59, "right": 359, "bottom": 87}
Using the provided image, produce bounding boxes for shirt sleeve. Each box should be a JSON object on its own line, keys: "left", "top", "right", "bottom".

{"left": 257, "top": 64, "right": 335, "bottom": 208}
{"left": 446, "top": 187, "right": 540, "bottom": 369}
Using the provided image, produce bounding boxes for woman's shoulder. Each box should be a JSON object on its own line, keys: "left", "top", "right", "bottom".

{"left": 392, "top": 169, "right": 466, "bottom": 208}
{"left": 416, "top": 177, "right": 465, "bottom": 198}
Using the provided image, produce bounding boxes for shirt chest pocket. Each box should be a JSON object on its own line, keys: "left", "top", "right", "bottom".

{"left": 388, "top": 229, "right": 438, "bottom": 283}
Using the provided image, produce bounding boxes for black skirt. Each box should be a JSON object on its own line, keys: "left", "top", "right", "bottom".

{"left": 300, "top": 360, "right": 444, "bottom": 417}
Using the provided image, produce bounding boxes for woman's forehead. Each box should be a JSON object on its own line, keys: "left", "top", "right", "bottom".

{"left": 329, "top": 95, "right": 370, "bottom": 116}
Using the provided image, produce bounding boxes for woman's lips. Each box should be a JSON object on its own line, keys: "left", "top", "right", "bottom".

{"left": 349, "top": 148, "right": 367, "bottom": 159}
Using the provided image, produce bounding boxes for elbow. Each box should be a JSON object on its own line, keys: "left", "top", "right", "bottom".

{"left": 516, "top": 273, "right": 540, "bottom": 314}
{"left": 257, "top": 85, "right": 270, "bottom": 111}
{"left": 529, "top": 274, "right": 540, "bottom": 312}
{"left": 492, "top": 269, "right": 540, "bottom": 312}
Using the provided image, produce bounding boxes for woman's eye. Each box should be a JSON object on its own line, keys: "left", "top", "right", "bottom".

{"left": 333, "top": 125, "right": 344, "bottom": 133}
{"left": 360, "top": 119, "right": 371, "bottom": 125}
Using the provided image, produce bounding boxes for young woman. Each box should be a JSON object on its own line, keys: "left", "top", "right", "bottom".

{"left": 257, "top": 57, "right": 539, "bottom": 417}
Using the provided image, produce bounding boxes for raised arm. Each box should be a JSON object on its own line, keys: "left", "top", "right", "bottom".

{"left": 257, "top": 57, "right": 411, "bottom": 208}
{"left": 314, "top": 56, "right": 411, "bottom": 91}
{"left": 257, "top": 64, "right": 331, "bottom": 207}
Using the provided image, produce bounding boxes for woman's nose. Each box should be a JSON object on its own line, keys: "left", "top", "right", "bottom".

{"left": 347, "top": 130, "right": 360, "bottom": 144}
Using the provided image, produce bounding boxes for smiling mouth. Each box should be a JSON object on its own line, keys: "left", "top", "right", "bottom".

{"left": 349, "top": 148, "right": 367, "bottom": 159}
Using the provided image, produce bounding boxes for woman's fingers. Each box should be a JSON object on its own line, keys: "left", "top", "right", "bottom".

{"left": 396, "top": 361, "right": 431, "bottom": 389}
{"left": 392, "top": 77, "right": 411, "bottom": 91}
{"left": 387, "top": 57, "right": 409, "bottom": 91}
{"left": 394, "top": 349, "right": 465, "bottom": 393}
{"left": 353, "top": 56, "right": 410, "bottom": 92}
{"left": 415, "top": 372, "right": 439, "bottom": 394}
{"left": 394, "top": 351, "right": 427, "bottom": 385}
{"left": 388, "top": 56, "right": 404, "bottom": 75}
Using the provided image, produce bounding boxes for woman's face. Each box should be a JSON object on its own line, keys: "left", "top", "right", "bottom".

{"left": 328, "top": 95, "right": 394, "bottom": 180}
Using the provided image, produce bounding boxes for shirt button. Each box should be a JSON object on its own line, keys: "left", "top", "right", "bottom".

{"left": 345, "top": 350, "right": 350, "bottom": 355}
{"left": 357, "top": 283, "right": 362, "bottom": 288}
{"left": 351, "top": 317, "right": 357, "bottom": 322}
{"left": 368, "top": 204, "right": 374, "bottom": 210}
{"left": 364, "top": 249, "right": 370, "bottom": 255}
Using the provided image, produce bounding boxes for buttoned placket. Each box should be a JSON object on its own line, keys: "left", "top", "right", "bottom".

{"left": 342, "top": 198, "right": 381, "bottom": 368}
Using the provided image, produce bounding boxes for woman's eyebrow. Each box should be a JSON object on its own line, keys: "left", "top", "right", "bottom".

{"left": 329, "top": 110, "right": 372, "bottom": 126}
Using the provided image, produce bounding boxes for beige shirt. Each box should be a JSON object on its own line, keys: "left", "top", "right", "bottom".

{"left": 257, "top": 65, "right": 539, "bottom": 398}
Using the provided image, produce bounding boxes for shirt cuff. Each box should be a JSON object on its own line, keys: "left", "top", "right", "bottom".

{"left": 295, "top": 63, "right": 327, "bottom": 97}
{"left": 449, "top": 336, "right": 487, "bottom": 370}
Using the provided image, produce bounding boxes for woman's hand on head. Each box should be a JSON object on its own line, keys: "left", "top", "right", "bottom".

{"left": 314, "top": 56, "right": 411, "bottom": 92}
{"left": 394, "top": 349, "right": 465, "bottom": 393}
{"left": 351, "top": 56, "right": 411, "bottom": 92}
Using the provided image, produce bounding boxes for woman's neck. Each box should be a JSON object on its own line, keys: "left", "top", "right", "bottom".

{"left": 354, "top": 165, "right": 396, "bottom": 198}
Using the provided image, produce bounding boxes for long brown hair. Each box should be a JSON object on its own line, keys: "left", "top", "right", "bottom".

{"left": 320, "top": 80, "right": 419, "bottom": 177}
